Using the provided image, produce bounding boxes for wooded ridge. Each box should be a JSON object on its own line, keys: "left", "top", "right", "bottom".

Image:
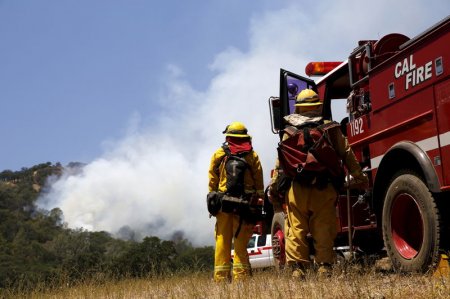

{"left": 0, "top": 162, "right": 213, "bottom": 291}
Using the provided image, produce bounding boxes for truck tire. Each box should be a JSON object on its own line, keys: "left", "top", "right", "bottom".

{"left": 382, "top": 171, "right": 440, "bottom": 272}
{"left": 271, "top": 211, "right": 286, "bottom": 270}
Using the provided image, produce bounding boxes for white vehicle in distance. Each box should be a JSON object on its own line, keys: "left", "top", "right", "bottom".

{"left": 231, "top": 234, "right": 275, "bottom": 269}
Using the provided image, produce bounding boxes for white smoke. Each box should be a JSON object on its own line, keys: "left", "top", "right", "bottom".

{"left": 37, "top": 2, "right": 449, "bottom": 245}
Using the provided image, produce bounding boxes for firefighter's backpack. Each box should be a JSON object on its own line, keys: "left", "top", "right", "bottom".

{"left": 206, "top": 145, "right": 251, "bottom": 217}
{"left": 222, "top": 145, "right": 249, "bottom": 197}
{"left": 221, "top": 145, "right": 263, "bottom": 221}
{"left": 277, "top": 121, "right": 345, "bottom": 189}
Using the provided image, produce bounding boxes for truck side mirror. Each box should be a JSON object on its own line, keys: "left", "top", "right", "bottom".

{"left": 269, "top": 96, "right": 281, "bottom": 134}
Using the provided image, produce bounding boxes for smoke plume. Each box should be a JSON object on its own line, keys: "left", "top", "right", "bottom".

{"left": 37, "top": 1, "right": 446, "bottom": 245}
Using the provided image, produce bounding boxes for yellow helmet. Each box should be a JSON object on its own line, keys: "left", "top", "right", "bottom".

{"left": 222, "top": 121, "right": 250, "bottom": 138}
{"left": 295, "top": 89, "right": 322, "bottom": 107}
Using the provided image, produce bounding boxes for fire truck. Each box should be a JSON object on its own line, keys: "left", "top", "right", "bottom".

{"left": 268, "top": 16, "right": 450, "bottom": 272}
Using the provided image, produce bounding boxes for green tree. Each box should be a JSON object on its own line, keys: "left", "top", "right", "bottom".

{"left": 113, "top": 236, "right": 177, "bottom": 277}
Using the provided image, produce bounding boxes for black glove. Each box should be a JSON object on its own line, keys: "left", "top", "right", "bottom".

{"left": 206, "top": 192, "right": 222, "bottom": 216}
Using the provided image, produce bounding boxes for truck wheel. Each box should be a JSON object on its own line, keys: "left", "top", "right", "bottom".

{"left": 271, "top": 211, "right": 286, "bottom": 269}
{"left": 382, "top": 171, "right": 440, "bottom": 272}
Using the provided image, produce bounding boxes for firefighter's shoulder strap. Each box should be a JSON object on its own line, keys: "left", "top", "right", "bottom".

{"left": 283, "top": 125, "right": 298, "bottom": 137}
{"left": 316, "top": 120, "right": 342, "bottom": 148}
{"left": 318, "top": 120, "right": 340, "bottom": 135}
{"left": 283, "top": 120, "right": 323, "bottom": 135}
{"left": 220, "top": 144, "right": 250, "bottom": 166}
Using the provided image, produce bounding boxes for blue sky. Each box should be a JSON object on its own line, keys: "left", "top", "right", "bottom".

{"left": 0, "top": 0, "right": 282, "bottom": 170}
{"left": 1, "top": 1, "right": 449, "bottom": 244}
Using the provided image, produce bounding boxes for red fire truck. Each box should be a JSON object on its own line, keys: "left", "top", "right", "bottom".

{"left": 268, "top": 16, "right": 450, "bottom": 272}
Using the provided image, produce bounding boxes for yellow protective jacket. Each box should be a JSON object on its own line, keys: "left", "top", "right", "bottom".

{"left": 208, "top": 147, "right": 264, "bottom": 197}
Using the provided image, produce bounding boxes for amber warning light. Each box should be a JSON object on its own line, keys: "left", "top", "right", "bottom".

{"left": 305, "top": 61, "right": 342, "bottom": 77}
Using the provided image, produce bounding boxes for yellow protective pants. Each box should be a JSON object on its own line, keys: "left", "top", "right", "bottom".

{"left": 285, "top": 181, "right": 337, "bottom": 266}
{"left": 214, "top": 211, "right": 254, "bottom": 282}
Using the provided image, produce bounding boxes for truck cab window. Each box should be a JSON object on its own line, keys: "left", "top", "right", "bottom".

{"left": 286, "top": 75, "right": 309, "bottom": 114}
{"left": 331, "top": 98, "right": 349, "bottom": 136}
{"left": 247, "top": 236, "right": 256, "bottom": 249}
{"left": 257, "top": 234, "right": 267, "bottom": 247}
{"left": 331, "top": 98, "right": 348, "bottom": 122}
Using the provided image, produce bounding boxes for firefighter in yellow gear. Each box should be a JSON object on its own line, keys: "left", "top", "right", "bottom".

{"left": 269, "top": 89, "right": 368, "bottom": 277}
{"left": 208, "top": 121, "right": 264, "bottom": 282}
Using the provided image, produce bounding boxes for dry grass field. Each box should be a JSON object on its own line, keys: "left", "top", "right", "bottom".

{"left": 4, "top": 265, "right": 449, "bottom": 299}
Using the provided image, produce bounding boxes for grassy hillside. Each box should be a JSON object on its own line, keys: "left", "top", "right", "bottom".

{"left": 4, "top": 268, "right": 449, "bottom": 299}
